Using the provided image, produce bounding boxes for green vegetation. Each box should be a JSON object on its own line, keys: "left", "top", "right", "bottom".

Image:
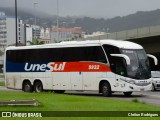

{"left": 0, "top": 91, "right": 159, "bottom": 120}
{"left": 27, "top": 38, "right": 44, "bottom": 45}
{"left": 132, "top": 98, "right": 146, "bottom": 104}
{"left": 0, "top": 91, "right": 159, "bottom": 111}
{"left": 0, "top": 74, "right": 4, "bottom": 78}
{"left": 132, "top": 98, "right": 140, "bottom": 103}
{"left": 0, "top": 82, "right": 5, "bottom": 86}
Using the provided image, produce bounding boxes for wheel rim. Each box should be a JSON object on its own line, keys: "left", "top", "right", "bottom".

{"left": 25, "top": 84, "right": 31, "bottom": 91}
{"left": 103, "top": 85, "right": 108, "bottom": 94}
{"left": 36, "top": 85, "right": 42, "bottom": 92}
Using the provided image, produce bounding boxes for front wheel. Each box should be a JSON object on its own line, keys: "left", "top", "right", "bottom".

{"left": 102, "top": 82, "right": 111, "bottom": 97}
{"left": 34, "top": 82, "right": 43, "bottom": 92}
{"left": 123, "top": 92, "right": 132, "bottom": 97}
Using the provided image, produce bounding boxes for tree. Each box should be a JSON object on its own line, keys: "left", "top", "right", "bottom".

{"left": 27, "top": 38, "right": 44, "bottom": 45}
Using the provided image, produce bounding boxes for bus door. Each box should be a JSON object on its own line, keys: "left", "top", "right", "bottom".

{"left": 110, "top": 57, "right": 127, "bottom": 91}
{"left": 115, "top": 58, "right": 127, "bottom": 90}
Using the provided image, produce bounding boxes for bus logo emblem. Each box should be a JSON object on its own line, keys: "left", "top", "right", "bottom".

{"left": 24, "top": 62, "right": 66, "bottom": 72}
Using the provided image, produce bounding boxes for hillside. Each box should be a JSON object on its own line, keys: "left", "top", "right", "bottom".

{"left": 1, "top": 7, "right": 160, "bottom": 33}
{"left": 69, "top": 9, "right": 160, "bottom": 33}
{"left": 0, "top": 7, "right": 57, "bottom": 28}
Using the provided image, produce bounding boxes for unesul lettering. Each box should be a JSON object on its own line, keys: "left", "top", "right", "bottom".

{"left": 24, "top": 62, "right": 66, "bottom": 72}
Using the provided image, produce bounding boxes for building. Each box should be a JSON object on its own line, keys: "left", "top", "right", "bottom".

{"left": 6, "top": 16, "right": 25, "bottom": 46}
{"left": 51, "top": 27, "right": 83, "bottom": 42}
{"left": 0, "top": 12, "right": 7, "bottom": 49}
{"left": 84, "top": 31, "right": 106, "bottom": 39}
{"left": 25, "top": 24, "right": 33, "bottom": 44}
{"left": 40, "top": 27, "right": 51, "bottom": 44}
{"left": 31, "top": 25, "right": 41, "bottom": 39}
{"left": 0, "top": 12, "right": 25, "bottom": 49}
{"left": 25, "top": 24, "right": 43, "bottom": 45}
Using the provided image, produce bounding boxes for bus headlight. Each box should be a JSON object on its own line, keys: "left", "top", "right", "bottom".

{"left": 122, "top": 79, "right": 135, "bottom": 84}
{"left": 127, "top": 80, "right": 135, "bottom": 84}
{"left": 120, "top": 78, "right": 136, "bottom": 84}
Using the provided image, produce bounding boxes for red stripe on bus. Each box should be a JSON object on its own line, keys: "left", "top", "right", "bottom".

{"left": 50, "top": 62, "right": 111, "bottom": 72}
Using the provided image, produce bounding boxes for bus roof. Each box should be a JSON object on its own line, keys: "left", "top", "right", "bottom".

{"left": 6, "top": 39, "right": 143, "bottom": 50}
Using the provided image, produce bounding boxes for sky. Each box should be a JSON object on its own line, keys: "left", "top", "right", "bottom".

{"left": 1, "top": 0, "right": 160, "bottom": 18}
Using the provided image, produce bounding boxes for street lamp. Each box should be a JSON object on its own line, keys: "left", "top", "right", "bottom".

{"left": 57, "top": 0, "right": 59, "bottom": 41}
{"left": 34, "top": 1, "right": 38, "bottom": 38}
{"left": 15, "top": 0, "right": 18, "bottom": 46}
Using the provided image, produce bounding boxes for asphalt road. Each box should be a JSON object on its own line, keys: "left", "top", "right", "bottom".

{"left": 0, "top": 85, "right": 160, "bottom": 106}
{"left": 65, "top": 90, "right": 160, "bottom": 106}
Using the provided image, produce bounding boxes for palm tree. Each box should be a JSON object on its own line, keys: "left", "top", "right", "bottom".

{"left": 27, "top": 38, "right": 44, "bottom": 45}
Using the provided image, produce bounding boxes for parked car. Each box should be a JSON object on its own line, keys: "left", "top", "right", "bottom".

{"left": 151, "top": 71, "right": 160, "bottom": 91}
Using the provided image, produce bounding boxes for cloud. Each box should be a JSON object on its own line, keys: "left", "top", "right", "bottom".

{"left": 1, "top": 0, "right": 160, "bottom": 18}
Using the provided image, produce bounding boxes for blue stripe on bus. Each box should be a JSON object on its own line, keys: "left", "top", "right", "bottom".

{"left": 6, "top": 61, "right": 49, "bottom": 72}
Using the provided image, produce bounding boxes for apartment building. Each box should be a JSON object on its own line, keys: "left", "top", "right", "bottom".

{"left": 40, "top": 27, "right": 51, "bottom": 44}
{"left": 0, "top": 12, "right": 7, "bottom": 49}
{"left": 51, "top": 27, "right": 83, "bottom": 42}
{"left": 0, "top": 12, "right": 25, "bottom": 49}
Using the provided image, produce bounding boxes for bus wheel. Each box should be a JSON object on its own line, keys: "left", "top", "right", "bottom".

{"left": 102, "top": 82, "right": 111, "bottom": 97}
{"left": 54, "top": 90, "right": 65, "bottom": 94}
{"left": 123, "top": 92, "right": 132, "bottom": 97}
{"left": 34, "top": 82, "right": 43, "bottom": 93}
{"left": 23, "top": 81, "right": 33, "bottom": 92}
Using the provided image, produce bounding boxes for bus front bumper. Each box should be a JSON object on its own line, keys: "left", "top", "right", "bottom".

{"left": 124, "top": 82, "right": 152, "bottom": 92}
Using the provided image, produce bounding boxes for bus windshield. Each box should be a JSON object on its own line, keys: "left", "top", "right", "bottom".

{"left": 121, "top": 49, "right": 151, "bottom": 79}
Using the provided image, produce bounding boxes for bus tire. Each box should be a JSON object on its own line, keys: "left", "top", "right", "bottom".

{"left": 54, "top": 90, "right": 65, "bottom": 94}
{"left": 102, "top": 82, "right": 111, "bottom": 97}
{"left": 34, "top": 82, "right": 43, "bottom": 93}
{"left": 123, "top": 92, "right": 132, "bottom": 97}
{"left": 23, "top": 81, "right": 33, "bottom": 92}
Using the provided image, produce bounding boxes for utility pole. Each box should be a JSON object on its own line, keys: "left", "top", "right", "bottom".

{"left": 34, "top": 2, "right": 38, "bottom": 38}
{"left": 15, "top": 0, "right": 18, "bottom": 46}
{"left": 57, "top": 0, "right": 59, "bottom": 41}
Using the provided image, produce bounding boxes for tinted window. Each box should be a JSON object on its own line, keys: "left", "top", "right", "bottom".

{"left": 103, "top": 45, "right": 127, "bottom": 76}
{"left": 6, "top": 46, "right": 107, "bottom": 63}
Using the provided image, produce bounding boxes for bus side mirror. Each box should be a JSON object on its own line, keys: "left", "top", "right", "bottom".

{"left": 110, "top": 54, "right": 130, "bottom": 65}
{"left": 147, "top": 54, "right": 158, "bottom": 65}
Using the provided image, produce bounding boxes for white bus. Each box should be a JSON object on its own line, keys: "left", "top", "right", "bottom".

{"left": 4, "top": 40, "right": 156, "bottom": 96}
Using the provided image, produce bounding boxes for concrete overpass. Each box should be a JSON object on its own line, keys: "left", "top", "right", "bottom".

{"left": 85, "top": 25, "right": 160, "bottom": 54}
